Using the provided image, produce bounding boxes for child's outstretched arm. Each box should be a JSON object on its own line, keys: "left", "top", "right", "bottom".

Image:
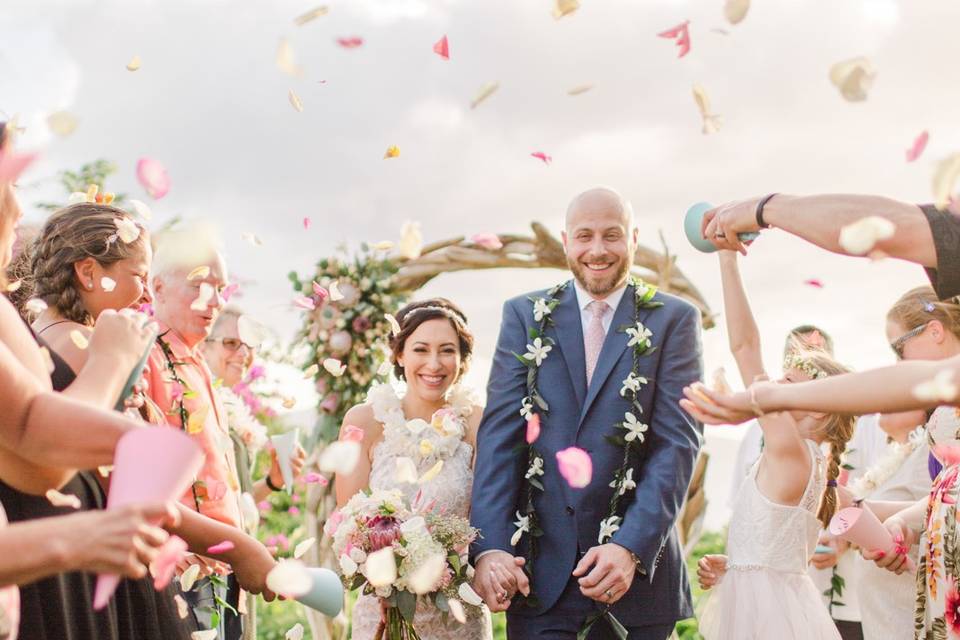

{"left": 719, "top": 251, "right": 767, "bottom": 387}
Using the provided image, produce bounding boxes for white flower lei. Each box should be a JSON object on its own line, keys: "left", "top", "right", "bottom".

{"left": 367, "top": 381, "right": 476, "bottom": 464}
{"left": 217, "top": 386, "right": 269, "bottom": 456}
{"left": 848, "top": 426, "right": 926, "bottom": 499}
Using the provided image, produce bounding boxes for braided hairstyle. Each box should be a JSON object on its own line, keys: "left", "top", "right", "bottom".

{"left": 388, "top": 298, "right": 474, "bottom": 382}
{"left": 785, "top": 349, "right": 857, "bottom": 528}
{"left": 25, "top": 203, "right": 147, "bottom": 325}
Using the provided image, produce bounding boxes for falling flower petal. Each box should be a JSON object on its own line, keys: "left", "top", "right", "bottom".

{"left": 692, "top": 84, "right": 722, "bottom": 134}
{"left": 303, "top": 472, "right": 328, "bottom": 485}
{"left": 151, "top": 535, "right": 188, "bottom": 589}
{"left": 38, "top": 346, "right": 55, "bottom": 374}
{"left": 342, "top": 425, "right": 364, "bottom": 442}
{"left": 556, "top": 447, "right": 592, "bottom": 488}
{"left": 384, "top": 313, "right": 401, "bottom": 336}
{"left": 395, "top": 456, "right": 419, "bottom": 484}
{"left": 433, "top": 35, "right": 449, "bottom": 60}
{"left": 187, "top": 266, "right": 210, "bottom": 281}
{"left": 399, "top": 221, "right": 422, "bottom": 259}
{"left": 712, "top": 368, "right": 732, "bottom": 395}
{"left": 724, "top": 0, "right": 750, "bottom": 24}
{"left": 242, "top": 232, "right": 263, "bottom": 246}
{"left": 293, "top": 537, "right": 316, "bottom": 560}
{"left": 419, "top": 460, "right": 444, "bottom": 483}
{"left": 384, "top": 145, "right": 400, "bottom": 159}
{"left": 286, "top": 623, "right": 305, "bottom": 640}
{"left": 128, "top": 199, "right": 153, "bottom": 221}
{"left": 567, "top": 84, "right": 593, "bottom": 96}
{"left": 114, "top": 217, "right": 141, "bottom": 244}
{"left": 318, "top": 440, "right": 361, "bottom": 474}
{"left": 47, "top": 111, "right": 78, "bottom": 137}
{"left": 408, "top": 553, "right": 446, "bottom": 594}
{"left": 365, "top": 547, "right": 397, "bottom": 587}
{"left": 45, "top": 489, "right": 81, "bottom": 509}
{"left": 303, "top": 217, "right": 311, "bottom": 230}
{"left": 207, "top": 540, "right": 235, "bottom": 554}
{"left": 294, "top": 6, "right": 328, "bottom": 25}
{"left": 100, "top": 277, "right": 117, "bottom": 292}
{"left": 288, "top": 89, "right": 304, "bottom": 112}
{"left": 448, "top": 598, "right": 466, "bottom": 623}
{"left": 829, "top": 57, "right": 876, "bottom": 102}
{"left": 323, "top": 358, "right": 346, "bottom": 376}
{"left": 192, "top": 631, "right": 217, "bottom": 640}
{"left": 266, "top": 560, "right": 313, "bottom": 597}
{"left": 906, "top": 131, "right": 929, "bottom": 163}
{"left": 458, "top": 582, "right": 484, "bottom": 606}
{"left": 552, "top": 0, "right": 580, "bottom": 19}
{"left": 240, "top": 492, "right": 258, "bottom": 529}
{"left": 531, "top": 151, "right": 552, "bottom": 165}
{"left": 180, "top": 563, "right": 201, "bottom": 591}
{"left": 174, "top": 594, "right": 189, "bottom": 619}
{"left": 304, "top": 364, "right": 319, "bottom": 378}
{"left": 377, "top": 360, "right": 392, "bottom": 377}
{"left": 526, "top": 414, "right": 541, "bottom": 444}
{"left": 70, "top": 330, "right": 89, "bottom": 350}
{"left": 933, "top": 154, "right": 960, "bottom": 211}
{"left": 126, "top": 55, "right": 142, "bottom": 71}
{"left": 371, "top": 241, "right": 394, "bottom": 251}
{"left": 310, "top": 281, "right": 328, "bottom": 303}
{"left": 470, "top": 82, "right": 499, "bottom": 109}
{"left": 221, "top": 283, "right": 240, "bottom": 302}
{"left": 838, "top": 216, "right": 896, "bottom": 255}
{"left": 136, "top": 157, "right": 170, "bottom": 199}
{"left": 471, "top": 233, "right": 503, "bottom": 250}
{"left": 277, "top": 39, "right": 303, "bottom": 77}
{"left": 0, "top": 150, "right": 39, "bottom": 184}
{"left": 293, "top": 296, "right": 316, "bottom": 311}
{"left": 190, "top": 282, "right": 215, "bottom": 311}
{"left": 657, "top": 20, "right": 691, "bottom": 58}
{"left": 913, "top": 369, "right": 958, "bottom": 402}
{"left": 5, "top": 280, "right": 21, "bottom": 293}
{"left": 336, "top": 37, "right": 364, "bottom": 48}
{"left": 804, "top": 279, "right": 824, "bottom": 288}
{"left": 25, "top": 298, "right": 47, "bottom": 314}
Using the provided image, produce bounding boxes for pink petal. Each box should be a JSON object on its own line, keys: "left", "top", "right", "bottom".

{"left": 556, "top": 447, "right": 592, "bottom": 488}
{"left": 526, "top": 414, "right": 541, "bottom": 444}
{"left": 433, "top": 35, "right": 449, "bottom": 60}
{"left": 0, "top": 149, "right": 39, "bottom": 184}
{"left": 206, "top": 540, "right": 235, "bottom": 554}
{"left": 336, "top": 37, "right": 364, "bottom": 48}
{"left": 138, "top": 302, "right": 155, "bottom": 316}
{"left": 221, "top": 283, "right": 240, "bottom": 302}
{"left": 293, "top": 295, "right": 316, "bottom": 311}
{"left": 302, "top": 472, "right": 328, "bottom": 486}
{"left": 906, "top": 130, "right": 929, "bottom": 163}
{"left": 531, "top": 151, "right": 552, "bottom": 165}
{"left": 135, "top": 157, "right": 171, "bottom": 200}
{"left": 288, "top": 506, "right": 301, "bottom": 516}
{"left": 657, "top": 20, "right": 691, "bottom": 58}
{"left": 804, "top": 278, "right": 824, "bottom": 288}
{"left": 471, "top": 233, "right": 503, "bottom": 250}
{"left": 303, "top": 217, "right": 311, "bottom": 230}
{"left": 342, "top": 424, "right": 364, "bottom": 442}
{"left": 151, "top": 535, "right": 188, "bottom": 590}
{"left": 170, "top": 382, "right": 184, "bottom": 402}
{"left": 311, "top": 281, "right": 329, "bottom": 302}
{"left": 258, "top": 500, "right": 271, "bottom": 511}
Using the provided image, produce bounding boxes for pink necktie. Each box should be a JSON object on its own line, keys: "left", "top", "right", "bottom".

{"left": 584, "top": 300, "right": 609, "bottom": 385}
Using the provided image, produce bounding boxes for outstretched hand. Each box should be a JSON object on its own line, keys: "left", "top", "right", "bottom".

{"left": 572, "top": 543, "right": 636, "bottom": 605}
{"left": 701, "top": 198, "right": 763, "bottom": 255}
{"left": 680, "top": 382, "right": 767, "bottom": 426}
{"left": 473, "top": 551, "right": 529, "bottom": 612}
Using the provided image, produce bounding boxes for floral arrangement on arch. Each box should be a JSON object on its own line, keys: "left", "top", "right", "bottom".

{"left": 289, "top": 244, "right": 410, "bottom": 434}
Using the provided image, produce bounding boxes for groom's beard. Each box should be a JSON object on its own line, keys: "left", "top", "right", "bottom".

{"left": 566, "top": 253, "right": 631, "bottom": 297}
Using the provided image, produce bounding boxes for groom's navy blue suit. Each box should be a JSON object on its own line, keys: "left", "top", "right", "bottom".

{"left": 470, "top": 280, "right": 703, "bottom": 638}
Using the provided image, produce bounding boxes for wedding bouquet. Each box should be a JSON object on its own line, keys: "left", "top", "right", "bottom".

{"left": 325, "top": 488, "right": 483, "bottom": 639}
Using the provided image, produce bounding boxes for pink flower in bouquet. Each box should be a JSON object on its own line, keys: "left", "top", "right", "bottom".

{"left": 352, "top": 315, "right": 372, "bottom": 333}
{"left": 947, "top": 576, "right": 960, "bottom": 633}
{"left": 367, "top": 515, "right": 402, "bottom": 551}
{"left": 556, "top": 447, "right": 593, "bottom": 488}
{"left": 324, "top": 510, "right": 344, "bottom": 537}
{"left": 320, "top": 393, "right": 340, "bottom": 414}
{"left": 312, "top": 281, "right": 329, "bottom": 303}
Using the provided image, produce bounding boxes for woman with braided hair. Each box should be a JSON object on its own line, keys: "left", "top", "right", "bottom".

{"left": 690, "top": 250, "right": 854, "bottom": 640}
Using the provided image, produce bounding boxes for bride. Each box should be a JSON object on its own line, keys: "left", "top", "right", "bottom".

{"left": 334, "top": 298, "right": 493, "bottom": 639}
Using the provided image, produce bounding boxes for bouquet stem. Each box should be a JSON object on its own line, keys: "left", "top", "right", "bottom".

{"left": 374, "top": 607, "right": 422, "bottom": 640}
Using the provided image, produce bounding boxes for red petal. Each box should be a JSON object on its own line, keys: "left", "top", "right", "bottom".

{"left": 531, "top": 151, "right": 552, "bottom": 164}
{"left": 221, "top": 283, "right": 240, "bottom": 302}
{"left": 803, "top": 279, "right": 824, "bottom": 288}
{"left": 657, "top": 21, "right": 691, "bottom": 58}
{"left": 906, "top": 130, "right": 929, "bottom": 163}
{"left": 432, "top": 35, "right": 449, "bottom": 60}
{"left": 336, "top": 37, "right": 364, "bottom": 48}
{"left": 303, "top": 217, "right": 311, "bottom": 230}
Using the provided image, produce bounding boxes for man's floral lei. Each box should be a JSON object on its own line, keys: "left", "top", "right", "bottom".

{"left": 512, "top": 276, "right": 662, "bottom": 613}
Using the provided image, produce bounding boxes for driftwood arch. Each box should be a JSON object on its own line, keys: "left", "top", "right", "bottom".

{"left": 301, "top": 223, "right": 712, "bottom": 639}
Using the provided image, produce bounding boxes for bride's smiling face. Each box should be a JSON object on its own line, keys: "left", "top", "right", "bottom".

{"left": 398, "top": 318, "right": 462, "bottom": 402}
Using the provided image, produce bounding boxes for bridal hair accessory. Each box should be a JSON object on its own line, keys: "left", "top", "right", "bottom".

{"left": 783, "top": 353, "right": 828, "bottom": 379}
{"left": 404, "top": 305, "right": 467, "bottom": 325}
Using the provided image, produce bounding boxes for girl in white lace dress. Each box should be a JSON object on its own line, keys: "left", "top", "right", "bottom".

{"left": 334, "top": 299, "right": 493, "bottom": 640}
{"left": 687, "top": 252, "right": 855, "bottom": 639}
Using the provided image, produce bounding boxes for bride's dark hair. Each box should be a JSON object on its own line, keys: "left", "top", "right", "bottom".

{"left": 389, "top": 298, "right": 474, "bottom": 382}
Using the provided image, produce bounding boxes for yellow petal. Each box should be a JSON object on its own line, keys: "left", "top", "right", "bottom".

{"left": 553, "top": 0, "right": 580, "bottom": 19}
{"left": 383, "top": 145, "right": 400, "bottom": 159}
{"left": 187, "top": 266, "right": 210, "bottom": 281}
{"left": 829, "top": 57, "right": 876, "bottom": 102}
{"left": 470, "top": 82, "right": 499, "bottom": 109}
{"left": 289, "top": 89, "right": 304, "bottom": 112}
{"left": 419, "top": 439, "right": 435, "bottom": 457}
{"left": 294, "top": 6, "right": 329, "bottom": 26}
{"left": 86, "top": 184, "right": 99, "bottom": 201}
{"left": 277, "top": 39, "right": 303, "bottom": 77}
{"left": 187, "top": 405, "right": 209, "bottom": 434}
{"left": 47, "top": 111, "right": 78, "bottom": 137}
{"left": 180, "top": 562, "right": 201, "bottom": 591}
{"left": 70, "top": 330, "right": 89, "bottom": 350}
{"left": 303, "top": 364, "right": 319, "bottom": 378}
{"left": 567, "top": 84, "right": 594, "bottom": 96}
{"left": 126, "top": 55, "right": 142, "bottom": 71}
{"left": 933, "top": 153, "right": 960, "bottom": 211}
{"left": 419, "top": 459, "right": 444, "bottom": 483}
{"left": 372, "top": 241, "right": 395, "bottom": 251}
{"left": 724, "top": 0, "right": 750, "bottom": 24}
{"left": 45, "top": 488, "right": 81, "bottom": 509}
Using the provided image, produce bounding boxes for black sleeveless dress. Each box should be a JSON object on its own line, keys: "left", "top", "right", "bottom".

{"left": 0, "top": 335, "right": 196, "bottom": 640}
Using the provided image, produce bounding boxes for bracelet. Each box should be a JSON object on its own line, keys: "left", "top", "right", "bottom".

{"left": 265, "top": 474, "right": 283, "bottom": 492}
{"left": 748, "top": 385, "right": 765, "bottom": 418}
{"left": 755, "top": 193, "right": 777, "bottom": 229}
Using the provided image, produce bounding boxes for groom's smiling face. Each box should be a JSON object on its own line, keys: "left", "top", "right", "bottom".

{"left": 562, "top": 188, "right": 638, "bottom": 298}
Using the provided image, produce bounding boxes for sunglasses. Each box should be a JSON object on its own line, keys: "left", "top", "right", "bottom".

{"left": 890, "top": 321, "right": 929, "bottom": 359}
{"left": 206, "top": 337, "right": 253, "bottom": 352}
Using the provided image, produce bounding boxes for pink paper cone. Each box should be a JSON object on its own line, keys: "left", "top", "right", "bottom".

{"left": 93, "top": 429, "right": 203, "bottom": 610}
{"left": 829, "top": 506, "right": 915, "bottom": 571}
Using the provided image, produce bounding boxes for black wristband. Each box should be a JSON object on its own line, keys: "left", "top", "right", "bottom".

{"left": 265, "top": 474, "right": 283, "bottom": 492}
{"left": 756, "top": 193, "right": 777, "bottom": 229}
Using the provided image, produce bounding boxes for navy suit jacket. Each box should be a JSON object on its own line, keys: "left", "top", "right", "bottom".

{"left": 470, "top": 281, "right": 703, "bottom": 625}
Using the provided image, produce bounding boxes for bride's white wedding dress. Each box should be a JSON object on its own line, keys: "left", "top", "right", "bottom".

{"left": 349, "top": 383, "right": 493, "bottom": 640}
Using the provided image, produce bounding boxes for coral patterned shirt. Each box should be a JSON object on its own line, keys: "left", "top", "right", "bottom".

{"left": 144, "top": 324, "right": 243, "bottom": 528}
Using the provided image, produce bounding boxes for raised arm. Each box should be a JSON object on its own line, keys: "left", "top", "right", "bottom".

{"left": 718, "top": 251, "right": 766, "bottom": 387}
{"left": 703, "top": 194, "right": 935, "bottom": 267}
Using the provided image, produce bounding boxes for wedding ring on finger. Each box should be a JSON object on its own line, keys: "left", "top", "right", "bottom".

{"left": 604, "top": 589, "right": 614, "bottom": 600}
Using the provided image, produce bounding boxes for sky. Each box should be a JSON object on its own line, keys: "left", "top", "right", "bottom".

{"left": 3, "top": 0, "right": 959, "bottom": 528}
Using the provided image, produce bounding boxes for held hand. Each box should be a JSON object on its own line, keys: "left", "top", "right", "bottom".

{"left": 268, "top": 444, "right": 307, "bottom": 490}
{"left": 701, "top": 198, "right": 763, "bottom": 255}
{"left": 67, "top": 502, "right": 178, "bottom": 578}
{"left": 696, "top": 554, "right": 727, "bottom": 590}
{"left": 474, "top": 551, "right": 529, "bottom": 612}
{"left": 88, "top": 309, "right": 157, "bottom": 370}
{"left": 572, "top": 543, "right": 636, "bottom": 605}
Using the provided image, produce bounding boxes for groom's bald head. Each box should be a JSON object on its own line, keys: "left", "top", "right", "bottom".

{"left": 564, "top": 187, "right": 634, "bottom": 233}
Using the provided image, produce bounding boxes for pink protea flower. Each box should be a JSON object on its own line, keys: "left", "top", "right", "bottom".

{"left": 352, "top": 315, "right": 372, "bottom": 333}
{"left": 366, "top": 515, "right": 402, "bottom": 551}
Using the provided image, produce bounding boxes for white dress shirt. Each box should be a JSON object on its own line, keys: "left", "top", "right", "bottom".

{"left": 572, "top": 279, "right": 629, "bottom": 337}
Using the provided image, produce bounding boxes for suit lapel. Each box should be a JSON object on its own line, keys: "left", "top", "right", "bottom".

{"left": 579, "top": 284, "right": 635, "bottom": 426}
{"left": 551, "top": 283, "right": 587, "bottom": 409}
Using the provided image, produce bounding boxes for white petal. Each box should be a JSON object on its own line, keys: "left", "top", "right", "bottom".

{"left": 510, "top": 527, "right": 524, "bottom": 546}
{"left": 395, "top": 456, "right": 419, "bottom": 484}
{"left": 25, "top": 298, "right": 47, "bottom": 314}
{"left": 407, "top": 553, "right": 446, "bottom": 594}
{"left": 190, "top": 282, "right": 215, "bottom": 311}
{"left": 329, "top": 281, "right": 344, "bottom": 301}
{"left": 126, "top": 55, "right": 142, "bottom": 71}
{"left": 912, "top": 369, "right": 958, "bottom": 402}
{"left": 364, "top": 547, "right": 397, "bottom": 587}
{"left": 239, "top": 492, "right": 259, "bottom": 531}
{"left": 288, "top": 89, "right": 304, "bottom": 112}
{"left": 277, "top": 39, "right": 303, "bottom": 77}
{"left": 293, "top": 537, "right": 316, "bottom": 559}
{"left": 458, "top": 582, "right": 483, "bottom": 606}
{"left": 323, "top": 358, "right": 347, "bottom": 377}
{"left": 265, "top": 559, "right": 312, "bottom": 597}
{"left": 45, "top": 489, "right": 81, "bottom": 509}
{"left": 285, "top": 623, "right": 305, "bottom": 640}
{"left": 398, "top": 221, "right": 423, "bottom": 260}
{"left": 318, "top": 440, "right": 361, "bottom": 474}
{"left": 724, "top": 0, "right": 750, "bottom": 24}
{"left": 838, "top": 216, "right": 896, "bottom": 255}
{"left": 100, "top": 277, "right": 117, "bottom": 292}
{"left": 339, "top": 554, "right": 358, "bottom": 577}
{"left": 192, "top": 631, "right": 217, "bottom": 640}
{"left": 385, "top": 313, "right": 401, "bottom": 336}
{"left": 128, "top": 199, "right": 153, "bottom": 221}
{"left": 237, "top": 315, "right": 269, "bottom": 349}
{"left": 448, "top": 598, "right": 466, "bottom": 624}
{"left": 180, "top": 563, "right": 201, "bottom": 591}
{"left": 174, "top": 594, "right": 189, "bottom": 618}
{"left": 829, "top": 57, "right": 876, "bottom": 102}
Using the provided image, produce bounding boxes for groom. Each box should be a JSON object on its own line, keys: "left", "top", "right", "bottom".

{"left": 470, "top": 187, "right": 703, "bottom": 639}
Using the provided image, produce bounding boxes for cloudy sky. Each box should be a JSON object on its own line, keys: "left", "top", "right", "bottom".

{"left": 3, "top": 0, "right": 959, "bottom": 526}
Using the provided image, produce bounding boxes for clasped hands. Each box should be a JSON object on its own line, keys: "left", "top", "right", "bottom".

{"left": 472, "top": 544, "right": 637, "bottom": 611}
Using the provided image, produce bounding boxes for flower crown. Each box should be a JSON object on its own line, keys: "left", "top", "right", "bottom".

{"left": 404, "top": 305, "right": 467, "bottom": 326}
{"left": 783, "top": 353, "right": 829, "bottom": 380}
